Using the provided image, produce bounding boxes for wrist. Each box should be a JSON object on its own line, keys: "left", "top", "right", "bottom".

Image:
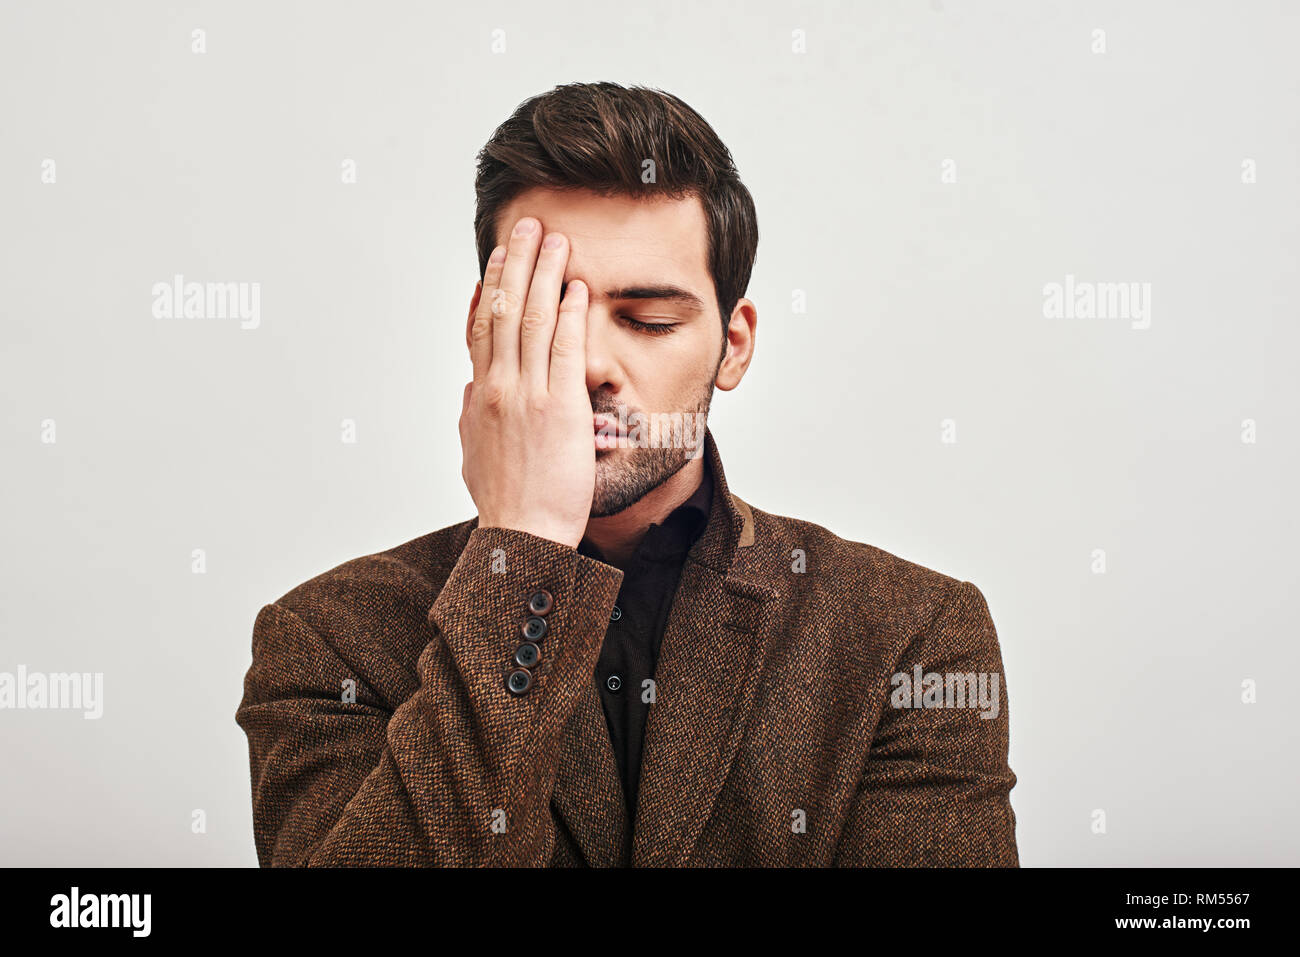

{"left": 477, "top": 517, "right": 584, "bottom": 551}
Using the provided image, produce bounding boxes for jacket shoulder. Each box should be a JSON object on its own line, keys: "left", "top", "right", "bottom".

{"left": 253, "top": 519, "right": 476, "bottom": 695}
{"left": 272, "top": 520, "right": 474, "bottom": 614}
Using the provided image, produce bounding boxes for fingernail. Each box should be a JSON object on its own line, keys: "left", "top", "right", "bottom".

{"left": 542, "top": 233, "right": 563, "bottom": 250}
{"left": 489, "top": 245, "right": 505, "bottom": 263}
{"left": 513, "top": 218, "right": 536, "bottom": 236}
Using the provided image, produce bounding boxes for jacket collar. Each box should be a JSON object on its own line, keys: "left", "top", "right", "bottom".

{"left": 552, "top": 425, "right": 777, "bottom": 866}
{"left": 689, "top": 425, "right": 756, "bottom": 569}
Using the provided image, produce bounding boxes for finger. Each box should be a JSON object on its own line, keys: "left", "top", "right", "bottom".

{"left": 470, "top": 246, "right": 506, "bottom": 385}
{"left": 458, "top": 381, "right": 471, "bottom": 443}
{"left": 490, "top": 216, "right": 543, "bottom": 380}
{"left": 520, "top": 232, "right": 569, "bottom": 393}
{"left": 550, "top": 278, "right": 588, "bottom": 395}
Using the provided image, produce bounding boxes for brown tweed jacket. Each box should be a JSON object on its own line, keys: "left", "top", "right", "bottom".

{"left": 235, "top": 427, "right": 1019, "bottom": 867}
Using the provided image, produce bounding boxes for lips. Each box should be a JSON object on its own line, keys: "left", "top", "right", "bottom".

{"left": 593, "top": 413, "right": 626, "bottom": 451}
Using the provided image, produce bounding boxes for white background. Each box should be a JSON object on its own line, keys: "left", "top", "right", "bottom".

{"left": 1, "top": 0, "right": 1296, "bottom": 865}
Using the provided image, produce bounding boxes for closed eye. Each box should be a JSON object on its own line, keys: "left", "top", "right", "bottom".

{"left": 619, "top": 315, "right": 677, "bottom": 335}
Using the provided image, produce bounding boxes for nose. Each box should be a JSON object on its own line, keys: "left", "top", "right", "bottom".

{"left": 583, "top": 301, "right": 622, "bottom": 396}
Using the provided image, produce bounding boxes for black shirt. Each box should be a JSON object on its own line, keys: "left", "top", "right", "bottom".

{"left": 577, "top": 457, "right": 713, "bottom": 822}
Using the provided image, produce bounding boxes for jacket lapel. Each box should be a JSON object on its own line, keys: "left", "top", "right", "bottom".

{"left": 633, "top": 429, "right": 776, "bottom": 865}
{"left": 549, "top": 427, "right": 777, "bottom": 867}
{"left": 630, "top": 555, "right": 775, "bottom": 865}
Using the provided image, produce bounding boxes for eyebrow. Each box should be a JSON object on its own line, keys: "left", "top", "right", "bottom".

{"left": 603, "top": 284, "right": 707, "bottom": 312}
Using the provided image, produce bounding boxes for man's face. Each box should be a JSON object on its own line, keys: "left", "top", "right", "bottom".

{"left": 490, "top": 187, "right": 725, "bottom": 517}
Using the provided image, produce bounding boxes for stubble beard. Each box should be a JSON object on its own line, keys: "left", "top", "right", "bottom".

{"left": 589, "top": 384, "right": 714, "bottom": 519}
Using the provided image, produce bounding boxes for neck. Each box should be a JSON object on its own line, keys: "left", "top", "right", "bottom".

{"left": 582, "top": 455, "right": 706, "bottom": 570}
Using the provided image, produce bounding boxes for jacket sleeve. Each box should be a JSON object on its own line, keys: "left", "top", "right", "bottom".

{"left": 831, "top": 580, "right": 1019, "bottom": 867}
{"left": 235, "top": 526, "right": 624, "bottom": 867}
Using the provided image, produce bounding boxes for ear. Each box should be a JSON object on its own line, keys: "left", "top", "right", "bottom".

{"left": 466, "top": 280, "right": 483, "bottom": 353}
{"left": 715, "top": 297, "right": 757, "bottom": 391}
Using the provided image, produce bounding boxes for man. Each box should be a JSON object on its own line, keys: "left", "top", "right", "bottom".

{"left": 235, "top": 82, "right": 1019, "bottom": 867}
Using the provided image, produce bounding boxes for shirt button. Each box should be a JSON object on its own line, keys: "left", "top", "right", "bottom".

{"left": 610, "top": 605, "right": 622, "bottom": 622}
{"left": 528, "top": 590, "right": 553, "bottom": 616}
{"left": 605, "top": 674, "right": 623, "bottom": 693}
{"left": 514, "top": 641, "right": 541, "bottom": 668}
{"left": 521, "top": 616, "right": 548, "bottom": 641}
{"left": 506, "top": 669, "right": 533, "bottom": 696}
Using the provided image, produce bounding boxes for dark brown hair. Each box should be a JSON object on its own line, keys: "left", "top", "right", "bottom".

{"left": 473, "top": 82, "right": 758, "bottom": 332}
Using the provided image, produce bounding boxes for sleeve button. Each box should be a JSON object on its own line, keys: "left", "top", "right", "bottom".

{"left": 506, "top": 669, "right": 533, "bottom": 695}
{"left": 528, "top": 590, "right": 553, "bottom": 616}
{"left": 522, "top": 616, "right": 548, "bottom": 641}
{"left": 514, "top": 642, "right": 541, "bottom": 668}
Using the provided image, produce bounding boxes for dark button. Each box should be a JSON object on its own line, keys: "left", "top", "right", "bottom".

{"left": 605, "top": 674, "right": 623, "bottom": 693}
{"left": 528, "top": 590, "right": 553, "bottom": 616}
{"left": 522, "top": 616, "right": 548, "bottom": 641}
{"left": 514, "top": 641, "right": 541, "bottom": 668}
{"left": 506, "top": 669, "right": 533, "bottom": 695}
{"left": 610, "top": 605, "right": 622, "bottom": 622}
